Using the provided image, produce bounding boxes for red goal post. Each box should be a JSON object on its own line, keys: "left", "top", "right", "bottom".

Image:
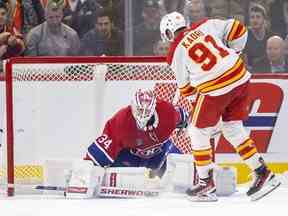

{"left": 1, "top": 56, "right": 194, "bottom": 196}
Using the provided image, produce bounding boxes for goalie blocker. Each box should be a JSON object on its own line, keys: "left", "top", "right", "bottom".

{"left": 65, "top": 154, "right": 237, "bottom": 199}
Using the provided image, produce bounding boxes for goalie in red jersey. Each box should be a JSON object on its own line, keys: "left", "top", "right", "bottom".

{"left": 85, "top": 88, "right": 186, "bottom": 177}
{"left": 83, "top": 88, "right": 188, "bottom": 176}
{"left": 66, "top": 88, "right": 188, "bottom": 198}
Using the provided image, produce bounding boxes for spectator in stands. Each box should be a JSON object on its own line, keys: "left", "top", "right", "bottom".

{"left": 206, "top": 0, "right": 227, "bottom": 19}
{"left": 253, "top": 35, "right": 288, "bottom": 73}
{"left": 62, "top": 0, "right": 102, "bottom": 39}
{"left": 1, "top": 0, "right": 12, "bottom": 17}
{"left": 184, "top": 0, "right": 208, "bottom": 25}
{"left": 270, "top": 0, "right": 288, "bottom": 39}
{"left": 12, "top": 0, "right": 45, "bottom": 36}
{"left": 131, "top": 0, "right": 144, "bottom": 29}
{"left": 80, "top": 8, "right": 123, "bottom": 56}
{"left": 243, "top": 0, "right": 273, "bottom": 24}
{"left": 110, "top": 0, "right": 125, "bottom": 30}
{"left": 159, "top": 0, "right": 185, "bottom": 15}
{"left": 25, "top": 0, "right": 80, "bottom": 56}
{"left": 207, "top": 0, "right": 244, "bottom": 20}
{"left": 243, "top": 4, "right": 273, "bottom": 70}
{"left": 284, "top": 35, "right": 288, "bottom": 57}
{"left": 134, "top": 0, "right": 161, "bottom": 55}
{"left": 153, "top": 39, "right": 169, "bottom": 56}
{"left": 0, "top": 1, "right": 25, "bottom": 60}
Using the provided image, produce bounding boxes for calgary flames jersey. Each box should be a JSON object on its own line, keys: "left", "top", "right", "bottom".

{"left": 167, "top": 18, "right": 251, "bottom": 97}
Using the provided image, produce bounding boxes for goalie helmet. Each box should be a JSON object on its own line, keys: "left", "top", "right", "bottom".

{"left": 160, "top": 11, "right": 186, "bottom": 42}
{"left": 131, "top": 89, "right": 157, "bottom": 130}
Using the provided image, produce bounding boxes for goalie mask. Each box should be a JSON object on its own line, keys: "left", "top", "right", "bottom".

{"left": 131, "top": 89, "right": 157, "bottom": 130}
{"left": 160, "top": 11, "right": 186, "bottom": 42}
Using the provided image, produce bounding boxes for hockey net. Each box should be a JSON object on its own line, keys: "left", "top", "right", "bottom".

{"left": 0, "top": 56, "right": 193, "bottom": 196}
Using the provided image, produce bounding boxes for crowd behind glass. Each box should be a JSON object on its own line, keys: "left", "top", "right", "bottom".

{"left": 0, "top": 0, "right": 288, "bottom": 73}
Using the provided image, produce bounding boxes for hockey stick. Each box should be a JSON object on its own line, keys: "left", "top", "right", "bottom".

{"left": 34, "top": 185, "right": 160, "bottom": 198}
{"left": 35, "top": 185, "right": 66, "bottom": 191}
{"left": 97, "top": 186, "right": 160, "bottom": 198}
{"left": 172, "top": 88, "right": 181, "bottom": 106}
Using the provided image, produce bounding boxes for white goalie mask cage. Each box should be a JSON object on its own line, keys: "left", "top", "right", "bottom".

{"left": 131, "top": 89, "right": 157, "bottom": 129}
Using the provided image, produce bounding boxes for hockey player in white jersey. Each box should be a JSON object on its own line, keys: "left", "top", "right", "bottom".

{"left": 160, "top": 12, "right": 281, "bottom": 201}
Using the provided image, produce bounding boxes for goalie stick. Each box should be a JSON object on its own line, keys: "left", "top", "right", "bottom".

{"left": 34, "top": 185, "right": 160, "bottom": 198}
{"left": 98, "top": 186, "right": 160, "bottom": 198}
{"left": 36, "top": 185, "right": 66, "bottom": 191}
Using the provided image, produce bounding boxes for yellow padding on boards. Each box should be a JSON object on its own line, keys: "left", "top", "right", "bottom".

{"left": 1, "top": 164, "right": 287, "bottom": 185}
{"left": 15, "top": 165, "right": 43, "bottom": 180}
{"left": 0, "top": 165, "right": 43, "bottom": 182}
{"left": 219, "top": 163, "right": 288, "bottom": 184}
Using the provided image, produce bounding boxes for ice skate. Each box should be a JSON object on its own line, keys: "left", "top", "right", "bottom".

{"left": 247, "top": 162, "right": 281, "bottom": 201}
{"left": 186, "top": 170, "right": 217, "bottom": 202}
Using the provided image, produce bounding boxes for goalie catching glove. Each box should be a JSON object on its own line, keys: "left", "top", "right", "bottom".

{"left": 175, "top": 106, "right": 189, "bottom": 130}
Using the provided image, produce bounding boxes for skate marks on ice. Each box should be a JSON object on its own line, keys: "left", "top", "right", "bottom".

{"left": 0, "top": 187, "right": 288, "bottom": 216}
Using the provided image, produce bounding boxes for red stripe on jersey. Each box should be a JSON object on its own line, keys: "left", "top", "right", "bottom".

{"left": 233, "top": 23, "right": 246, "bottom": 40}
{"left": 227, "top": 20, "right": 237, "bottom": 41}
{"left": 196, "top": 58, "right": 246, "bottom": 93}
{"left": 190, "top": 18, "right": 209, "bottom": 30}
{"left": 193, "top": 154, "right": 212, "bottom": 162}
{"left": 167, "top": 30, "right": 187, "bottom": 65}
{"left": 212, "top": 61, "right": 244, "bottom": 85}
{"left": 227, "top": 20, "right": 246, "bottom": 41}
{"left": 179, "top": 83, "right": 197, "bottom": 97}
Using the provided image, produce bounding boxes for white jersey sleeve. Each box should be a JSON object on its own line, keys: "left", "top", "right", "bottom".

{"left": 214, "top": 18, "right": 248, "bottom": 53}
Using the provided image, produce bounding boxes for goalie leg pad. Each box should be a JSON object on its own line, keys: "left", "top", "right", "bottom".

{"left": 165, "top": 154, "right": 195, "bottom": 192}
{"left": 98, "top": 167, "right": 161, "bottom": 198}
{"left": 165, "top": 154, "right": 237, "bottom": 196}
{"left": 66, "top": 160, "right": 104, "bottom": 199}
{"left": 104, "top": 167, "right": 162, "bottom": 190}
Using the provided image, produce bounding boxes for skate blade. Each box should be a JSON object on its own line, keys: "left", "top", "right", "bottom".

{"left": 187, "top": 193, "right": 218, "bottom": 202}
{"left": 250, "top": 177, "right": 282, "bottom": 201}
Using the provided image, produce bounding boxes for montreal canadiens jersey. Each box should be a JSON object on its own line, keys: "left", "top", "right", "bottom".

{"left": 87, "top": 100, "right": 180, "bottom": 167}
{"left": 167, "top": 18, "right": 251, "bottom": 97}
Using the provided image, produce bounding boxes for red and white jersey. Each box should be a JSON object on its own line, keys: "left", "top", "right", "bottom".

{"left": 87, "top": 100, "right": 180, "bottom": 167}
{"left": 167, "top": 18, "right": 250, "bottom": 97}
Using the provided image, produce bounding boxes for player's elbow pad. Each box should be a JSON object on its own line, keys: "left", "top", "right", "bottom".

{"left": 225, "top": 19, "right": 247, "bottom": 53}
{"left": 226, "top": 34, "right": 247, "bottom": 53}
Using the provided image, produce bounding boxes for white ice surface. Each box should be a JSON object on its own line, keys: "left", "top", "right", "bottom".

{"left": 0, "top": 186, "right": 287, "bottom": 216}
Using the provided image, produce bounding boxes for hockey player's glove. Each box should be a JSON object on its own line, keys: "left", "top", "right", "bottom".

{"left": 175, "top": 106, "right": 189, "bottom": 129}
